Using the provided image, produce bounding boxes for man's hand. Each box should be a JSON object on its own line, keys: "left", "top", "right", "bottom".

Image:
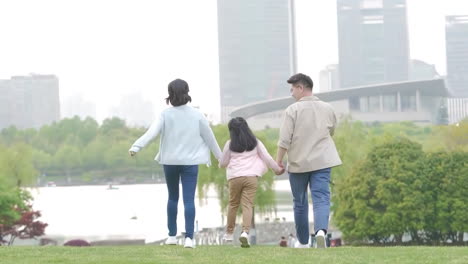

{"left": 129, "top": 151, "right": 136, "bottom": 157}
{"left": 275, "top": 160, "right": 285, "bottom": 175}
{"left": 274, "top": 167, "right": 285, "bottom": 175}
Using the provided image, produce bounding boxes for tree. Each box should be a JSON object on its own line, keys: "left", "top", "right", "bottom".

{"left": 422, "top": 151, "right": 468, "bottom": 243}
{"left": 1, "top": 205, "right": 48, "bottom": 246}
{"left": 0, "top": 143, "right": 37, "bottom": 187}
{"left": 0, "top": 186, "right": 27, "bottom": 244}
{"left": 436, "top": 104, "right": 449, "bottom": 125}
{"left": 423, "top": 119, "right": 468, "bottom": 152}
{"left": 0, "top": 145, "right": 46, "bottom": 246}
{"left": 0, "top": 187, "right": 46, "bottom": 246}
{"left": 53, "top": 144, "right": 82, "bottom": 180}
{"left": 100, "top": 117, "right": 127, "bottom": 136}
{"left": 77, "top": 117, "right": 99, "bottom": 146}
{"left": 333, "top": 137, "right": 426, "bottom": 244}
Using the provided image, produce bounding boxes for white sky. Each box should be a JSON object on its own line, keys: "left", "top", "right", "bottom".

{"left": 1, "top": 0, "right": 467, "bottom": 122}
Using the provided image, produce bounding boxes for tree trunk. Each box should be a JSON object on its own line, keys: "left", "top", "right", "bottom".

{"left": 8, "top": 235, "right": 16, "bottom": 246}
{"left": 394, "top": 234, "right": 403, "bottom": 244}
{"left": 410, "top": 230, "right": 421, "bottom": 244}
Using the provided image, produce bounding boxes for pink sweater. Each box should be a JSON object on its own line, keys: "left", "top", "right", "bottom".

{"left": 219, "top": 139, "right": 281, "bottom": 180}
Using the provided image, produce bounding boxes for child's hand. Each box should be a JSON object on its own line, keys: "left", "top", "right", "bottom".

{"left": 274, "top": 167, "right": 285, "bottom": 175}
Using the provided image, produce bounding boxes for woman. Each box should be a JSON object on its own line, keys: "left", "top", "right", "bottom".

{"left": 129, "top": 79, "right": 221, "bottom": 248}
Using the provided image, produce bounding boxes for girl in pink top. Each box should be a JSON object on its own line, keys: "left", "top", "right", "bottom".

{"left": 219, "top": 117, "right": 284, "bottom": 248}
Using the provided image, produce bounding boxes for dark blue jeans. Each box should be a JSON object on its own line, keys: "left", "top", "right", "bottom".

{"left": 163, "top": 165, "right": 198, "bottom": 239}
{"left": 289, "top": 167, "right": 331, "bottom": 245}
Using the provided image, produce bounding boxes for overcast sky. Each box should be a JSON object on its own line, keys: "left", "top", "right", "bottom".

{"left": 1, "top": 0, "right": 467, "bottom": 122}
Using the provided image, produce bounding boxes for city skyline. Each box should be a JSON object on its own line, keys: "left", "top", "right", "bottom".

{"left": 0, "top": 0, "right": 467, "bottom": 124}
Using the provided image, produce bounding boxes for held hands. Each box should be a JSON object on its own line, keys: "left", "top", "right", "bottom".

{"left": 274, "top": 160, "right": 285, "bottom": 175}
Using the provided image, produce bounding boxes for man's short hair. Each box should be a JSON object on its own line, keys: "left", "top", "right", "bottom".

{"left": 287, "top": 73, "right": 313, "bottom": 90}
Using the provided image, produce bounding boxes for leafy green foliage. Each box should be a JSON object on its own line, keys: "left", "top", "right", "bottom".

{"left": 333, "top": 136, "right": 468, "bottom": 244}
{"left": 0, "top": 117, "right": 162, "bottom": 185}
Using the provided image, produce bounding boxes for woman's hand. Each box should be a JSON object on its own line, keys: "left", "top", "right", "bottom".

{"left": 129, "top": 151, "right": 136, "bottom": 157}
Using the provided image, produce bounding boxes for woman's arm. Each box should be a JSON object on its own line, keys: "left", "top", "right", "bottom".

{"left": 199, "top": 118, "right": 222, "bottom": 159}
{"left": 129, "top": 113, "right": 164, "bottom": 154}
{"left": 218, "top": 140, "right": 231, "bottom": 168}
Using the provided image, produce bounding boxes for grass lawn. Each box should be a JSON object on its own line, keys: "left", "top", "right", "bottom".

{"left": 1, "top": 246, "right": 467, "bottom": 264}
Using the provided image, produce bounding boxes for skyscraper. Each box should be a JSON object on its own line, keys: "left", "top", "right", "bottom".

{"left": 319, "top": 64, "right": 340, "bottom": 92}
{"left": 62, "top": 94, "right": 97, "bottom": 121}
{"left": 445, "top": 15, "right": 468, "bottom": 98}
{"left": 217, "top": 0, "right": 297, "bottom": 122}
{"left": 0, "top": 74, "right": 60, "bottom": 130}
{"left": 337, "top": 0, "right": 409, "bottom": 88}
{"left": 110, "top": 93, "right": 155, "bottom": 128}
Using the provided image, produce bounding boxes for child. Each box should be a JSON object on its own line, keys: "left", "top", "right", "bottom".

{"left": 219, "top": 117, "right": 284, "bottom": 248}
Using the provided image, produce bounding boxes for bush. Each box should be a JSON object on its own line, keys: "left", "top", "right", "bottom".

{"left": 333, "top": 137, "right": 468, "bottom": 245}
{"left": 64, "top": 239, "right": 91, "bottom": 247}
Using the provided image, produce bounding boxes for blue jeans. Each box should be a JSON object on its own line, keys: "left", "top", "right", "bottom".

{"left": 163, "top": 165, "right": 198, "bottom": 239}
{"left": 289, "top": 167, "right": 331, "bottom": 245}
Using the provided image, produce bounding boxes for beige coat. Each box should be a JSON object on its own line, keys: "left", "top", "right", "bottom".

{"left": 278, "top": 96, "right": 342, "bottom": 173}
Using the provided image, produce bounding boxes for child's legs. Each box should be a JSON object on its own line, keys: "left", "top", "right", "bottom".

{"left": 240, "top": 176, "right": 258, "bottom": 233}
{"left": 227, "top": 177, "right": 243, "bottom": 234}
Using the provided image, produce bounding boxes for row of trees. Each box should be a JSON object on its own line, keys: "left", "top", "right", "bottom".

{"left": 0, "top": 117, "right": 162, "bottom": 185}
{"left": 331, "top": 119, "right": 468, "bottom": 244}
{"left": 2, "top": 115, "right": 465, "bottom": 186}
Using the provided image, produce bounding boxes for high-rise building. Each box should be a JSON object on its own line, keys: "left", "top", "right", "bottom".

{"left": 110, "top": 93, "right": 155, "bottom": 128}
{"left": 0, "top": 80, "right": 13, "bottom": 130}
{"left": 319, "top": 64, "right": 340, "bottom": 92}
{"left": 447, "top": 98, "right": 468, "bottom": 124}
{"left": 217, "top": 0, "right": 297, "bottom": 122}
{"left": 337, "top": 0, "right": 409, "bottom": 88}
{"left": 62, "top": 95, "right": 97, "bottom": 121}
{"left": 0, "top": 74, "right": 60, "bottom": 130}
{"left": 445, "top": 15, "right": 468, "bottom": 98}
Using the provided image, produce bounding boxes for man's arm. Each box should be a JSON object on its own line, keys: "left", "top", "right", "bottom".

{"left": 276, "top": 108, "right": 294, "bottom": 172}
{"left": 275, "top": 147, "right": 287, "bottom": 174}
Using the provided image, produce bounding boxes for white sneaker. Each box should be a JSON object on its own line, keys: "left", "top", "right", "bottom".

{"left": 184, "top": 237, "right": 194, "bottom": 248}
{"left": 315, "top": 230, "right": 327, "bottom": 248}
{"left": 239, "top": 232, "right": 250, "bottom": 248}
{"left": 223, "top": 233, "right": 234, "bottom": 242}
{"left": 165, "top": 236, "right": 177, "bottom": 245}
{"left": 294, "top": 240, "right": 309, "bottom": 248}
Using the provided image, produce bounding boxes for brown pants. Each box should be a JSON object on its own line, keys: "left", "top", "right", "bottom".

{"left": 226, "top": 176, "right": 258, "bottom": 234}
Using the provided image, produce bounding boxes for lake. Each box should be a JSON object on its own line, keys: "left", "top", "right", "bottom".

{"left": 30, "top": 180, "right": 294, "bottom": 243}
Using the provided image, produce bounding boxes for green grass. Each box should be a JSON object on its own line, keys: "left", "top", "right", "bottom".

{"left": 1, "top": 246, "right": 467, "bottom": 264}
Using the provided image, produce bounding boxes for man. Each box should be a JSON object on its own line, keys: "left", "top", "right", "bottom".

{"left": 276, "top": 73, "right": 342, "bottom": 248}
